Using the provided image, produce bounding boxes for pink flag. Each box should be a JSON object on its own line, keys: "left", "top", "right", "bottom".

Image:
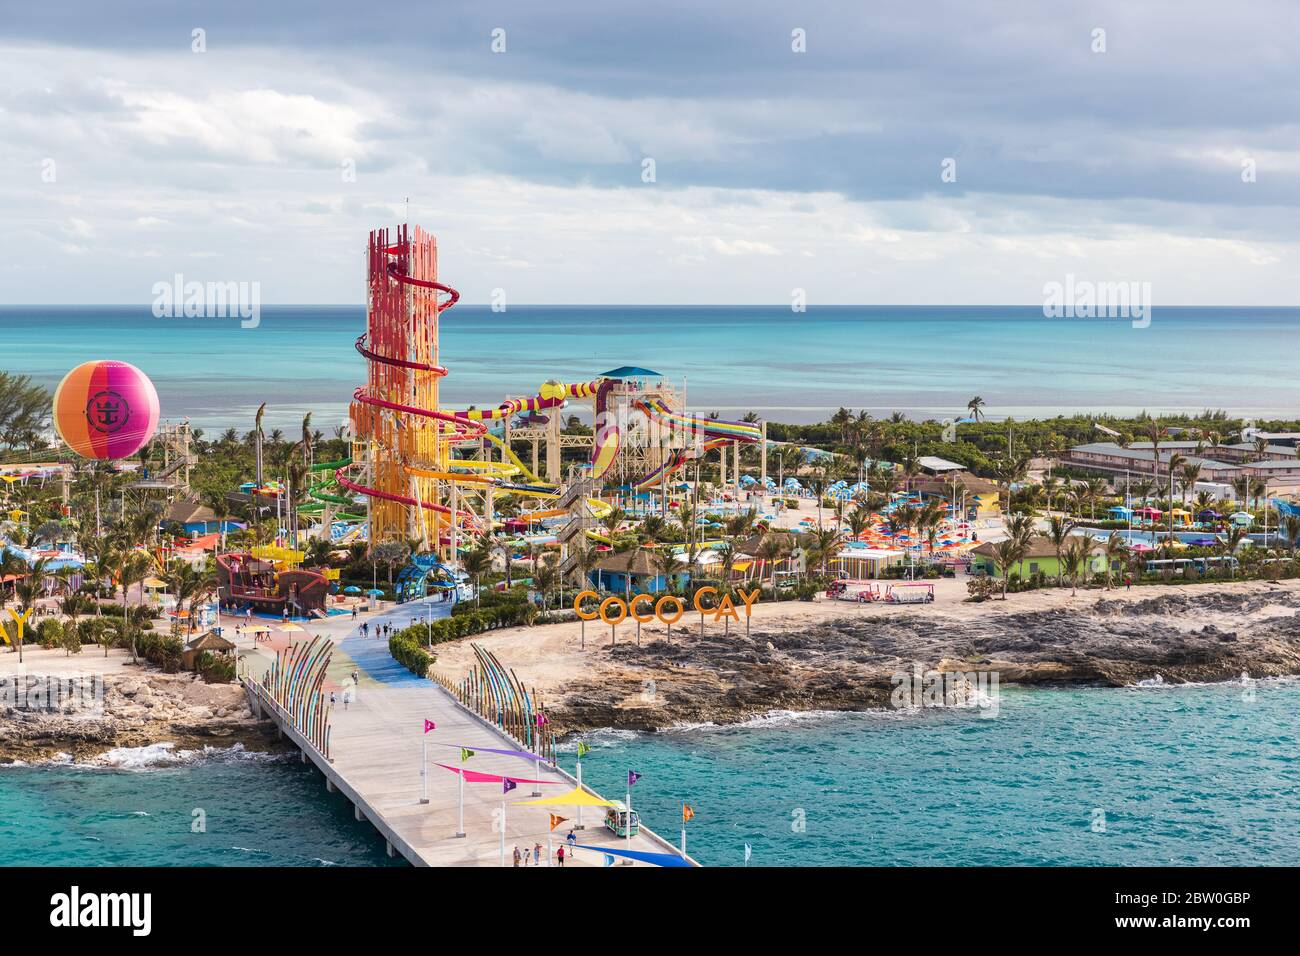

{"left": 423, "top": 719, "right": 436, "bottom": 734}
{"left": 535, "top": 712, "right": 549, "bottom": 727}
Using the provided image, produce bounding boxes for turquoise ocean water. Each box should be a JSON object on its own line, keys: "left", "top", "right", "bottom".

{"left": 574, "top": 681, "right": 1300, "bottom": 867}
{"left": 0, "top": 746, "right": 404, "bottom": 867}
{"left": 3, "top": 305, "right": 1299, "bottom": 430}
{"left": 3, "top": 682, "right": 1295, "bottom": 867}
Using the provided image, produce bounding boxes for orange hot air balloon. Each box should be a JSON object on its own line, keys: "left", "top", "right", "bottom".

{"left": 53, "top": 360, "right": 160, "bottom": 460}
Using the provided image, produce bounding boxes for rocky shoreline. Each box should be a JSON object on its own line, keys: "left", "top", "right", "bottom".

{"left": 0, "top": 673, "right": 285, "bottom": 765}
{"left": 549, "top": 587, "right": 1300, "bottom": 733}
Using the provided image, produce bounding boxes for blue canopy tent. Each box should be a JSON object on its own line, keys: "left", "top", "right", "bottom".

{"left": 571, "top": 843, "right": 692, "bottom": 868}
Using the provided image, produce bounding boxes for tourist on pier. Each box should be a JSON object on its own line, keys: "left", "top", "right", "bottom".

{"left": 512, "top": 846, "right": 522, "bottom": 867}
{"left": 533, "top": 843, "right": 542, "bottom": 865}
{"left": 556, "top": 846, "right": 565, "bottom": 867}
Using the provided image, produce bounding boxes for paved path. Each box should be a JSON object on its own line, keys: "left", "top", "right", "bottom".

{"left": 232, "top": 599, "right": 681, "bottom": 867}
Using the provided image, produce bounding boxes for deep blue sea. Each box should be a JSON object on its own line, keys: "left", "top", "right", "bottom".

{"left": 4, "top": 682, "right": 1296, "bottom": 867}
{"left": 3, "top": 305, "right": 1299, "bottom": 430}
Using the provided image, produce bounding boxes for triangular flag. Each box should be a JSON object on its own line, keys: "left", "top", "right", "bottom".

{"left": 461, "top": 747, "right": 475, "bottom": 762}
{"left": 576, "top": 742, "right": 591, "bottom": 759}
{"left": 502, "top": 778, "right": 517, "bottom": 794}
{"left": 423, "top": 719, "right": 436, "bottom": 734}
{"left": 602, "top": 854, "right": 615, "bottom": 867}
{"left": 627, "top": 770, "right": 641, "bottom": 787}
{"left": 682, "top": 804, "right": 695, "bottom": 823}
{"left": 535, "top": 711, "right": 549, "bottom": 727}
{"left": 549, "top": 814, "right": 568, "bottom": 832}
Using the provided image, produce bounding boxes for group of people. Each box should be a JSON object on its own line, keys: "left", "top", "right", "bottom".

{"left": 513, "top": 842, "right": 567, "bottom": 867}
{"left": 358, "top": 620, "right": 398, "bottom": 639}
{"left": 511, "top": 829, "right": 579, "bottom": 867}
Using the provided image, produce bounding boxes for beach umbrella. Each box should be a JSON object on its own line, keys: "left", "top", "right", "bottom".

{"left": 366, "top": 588, "right": 385, "bottom": 596}
{"left": 343, "top": 585, "right": 362, "bottom": 594}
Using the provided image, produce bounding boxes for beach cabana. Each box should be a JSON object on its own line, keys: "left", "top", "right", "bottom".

{"left": 1229, "top": 511, "right": 1254, "bottom": 527}
{"left": 831, "top": 548, "right": 904, "bottom": 579}
{"left": 1107, "top": 505, "right": 1132, "bottom": 519}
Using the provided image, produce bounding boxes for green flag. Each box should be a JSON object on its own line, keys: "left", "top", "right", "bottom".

{"left": 460, "top": 747, "right": 475, "bottom": 762}
{"left": 576, "top": 742, "right": 590, "bottom": 759}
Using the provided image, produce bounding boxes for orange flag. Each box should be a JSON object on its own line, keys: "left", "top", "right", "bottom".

{"left": 682, "top": 804, "right": 695, "bottom": 823}
{"left": 549, "top": 814, "right": 569, "bottom": 832}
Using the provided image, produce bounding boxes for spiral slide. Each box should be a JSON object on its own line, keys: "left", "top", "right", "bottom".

{"left": 629, "top": 398, "right": 760, "bottom": 491}
{"left": 298, "top": 457, "right": 364, "bottom": 520}
{"left": 343, "top": 231, "right": 488, "bottom": 542}
{"left": 452, "top": 376, "right": 621, "bottom": 485}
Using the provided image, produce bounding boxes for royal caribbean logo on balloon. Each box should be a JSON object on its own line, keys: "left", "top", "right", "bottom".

{"left": 85, "top": 389, "right": 130, "bottom": 434}
{"left": 53, "top": 360, "right": 160, "bottom": 460}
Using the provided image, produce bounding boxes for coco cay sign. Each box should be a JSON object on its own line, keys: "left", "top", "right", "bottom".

{"left": 574, "top": 587, "right": 760, "bottom": 625}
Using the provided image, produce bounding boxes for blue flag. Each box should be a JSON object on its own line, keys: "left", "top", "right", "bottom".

{"left": 503, "top": 778, "right": 517, "bottom": 794}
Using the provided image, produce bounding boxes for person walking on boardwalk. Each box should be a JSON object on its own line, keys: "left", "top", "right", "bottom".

{"left": 533, "top": 843, "right": 541, "bottom": 865}
{"left": 556, "top": 845, "right": 565, "bottom": 867}
{"left": 512, "top": 846, "right": 522, "bottom": 867}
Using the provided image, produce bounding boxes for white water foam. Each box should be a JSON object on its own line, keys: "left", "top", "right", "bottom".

{"left": 50, "top": 741, "right": 283, "bottom": 771}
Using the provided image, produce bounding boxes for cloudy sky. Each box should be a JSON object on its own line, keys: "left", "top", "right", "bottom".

{"left": 2, "top": 0, "right": 1297, "bottom": 304}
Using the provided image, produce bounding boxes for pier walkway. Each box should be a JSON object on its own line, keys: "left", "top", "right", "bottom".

{"left": 233, "top": 598, "right": 691, "bottom": 867}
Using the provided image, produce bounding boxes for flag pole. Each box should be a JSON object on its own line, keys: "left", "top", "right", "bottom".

{"left": 499, "top": 797, "right": 506, "bottom": 867}
{"left": 625, "top": 781, "right": 632, "bottom": 862}
{"left": 681, "top": 826, "right": 686, "bottom": 857}
{"left": 419, "top": 738, "right": 429, "bottom": 804}
{"left": 576, "top": 759, "right": 584, "bottom": 830}
{"left": 456, "top": 771, "right": 465, "bottom": 838}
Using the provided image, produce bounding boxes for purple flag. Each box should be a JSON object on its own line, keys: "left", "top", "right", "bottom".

{"left": 502, "top": 778, "right": 518, "bottom": 794}
{"left": 628, "top": 770, "right": 641, "bottom": 787}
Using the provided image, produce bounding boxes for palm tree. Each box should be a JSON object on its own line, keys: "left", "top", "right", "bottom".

{"left": 164, "top": 561, "right": 216, "bottom": 640}
{"left": 713, "top": 540, "right": 738, "bottom": 587}
{"left": 966, "top": 396, "right": 986, "bottom": 423}
{"left": 601, "top": 507, "right": 626, "bottom": 543}
{"left": 1179, "top": 461, "right": 1202, "bottom": 509}
{"left": 652, "top": 549, "right": 684, "bottom": 593}
{"left": 570, "top": 540, "right": 598, "bottom": 592}
{"left": 9, "top": 557, "right": 49, "bottom": 661}
{"left": 460, "top": 542, "right": 492, "bottom": 610}
{"left": 1282, "top": 515, "right": 1300, "bottom": 555}
{"left": 533, "top": 560, "right": 559, "bottom": 613}
{"left": 755, "top": 532, "right": 792, "bottom": 590}
{"left": 1101, "top": 532, "right": 1128, "bottom": 588}
{"left": 1062, "top": 537, "right": 1093, "bottom": 595}
{"left": 253, "top": 402, "right": 267, "bottom": 487}
{"left": 1046, "top": 515, "right": 1075, "bottom": 588}
{"left": 992, "top": 537, "right": 1027, "bottom": 599}
{"left": 845, "top": 507, "right": 871, "bottom": 543}
{"left": 117, "top": 552, "right": 152, "bottom": 662}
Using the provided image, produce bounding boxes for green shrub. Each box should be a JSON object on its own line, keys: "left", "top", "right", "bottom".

{"left": 197, "top": 651, "right": 236, "bottom": 684}
{"left": 389, "top": 630, "right": 432, "bottom": 678}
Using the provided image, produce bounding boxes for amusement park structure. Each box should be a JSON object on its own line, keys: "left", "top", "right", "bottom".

{"left": 307, "top": 224, "right": 768, "bottom": 594}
